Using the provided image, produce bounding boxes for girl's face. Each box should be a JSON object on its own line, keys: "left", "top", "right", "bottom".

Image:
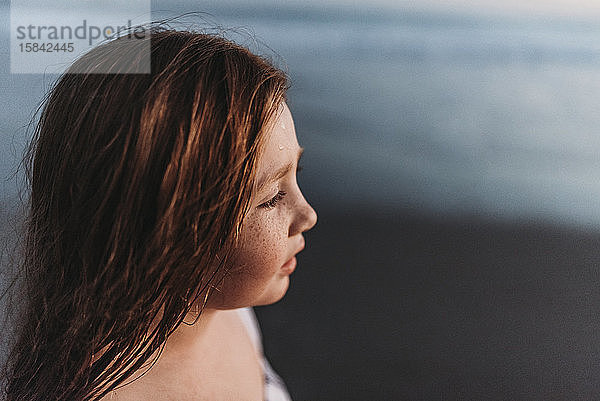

{"left": 207, "top": 102, "right": 318, "bottom": 309}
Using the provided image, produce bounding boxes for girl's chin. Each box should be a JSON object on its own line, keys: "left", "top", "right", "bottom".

{"left": 253, "top": 277, "right": 290, "bottom": 306}
{"left": 205, "top": 276, "right": 290, "bottom": 309}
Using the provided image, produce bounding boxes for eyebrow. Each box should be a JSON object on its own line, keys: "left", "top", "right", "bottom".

{"left": 256, "top": 147, "right": 304, "bottom": 192}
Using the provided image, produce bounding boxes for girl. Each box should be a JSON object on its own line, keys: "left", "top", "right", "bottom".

{"left": 1, "top": 28, "right": 317, "bottom": 401}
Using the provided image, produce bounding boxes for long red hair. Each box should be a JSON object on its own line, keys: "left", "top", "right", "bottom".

{"left": 1, "top": 28, "right": 288, "bottom": 401}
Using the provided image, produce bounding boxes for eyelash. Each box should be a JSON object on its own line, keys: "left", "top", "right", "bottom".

{"left": 257, "top": 162, "right": 303, "bottom": 210}
{"left": 260, "top": 190, "right": 287, "bottom": 209}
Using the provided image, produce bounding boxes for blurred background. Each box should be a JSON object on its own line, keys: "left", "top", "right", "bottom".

{"left": 3, "top": 0, "right": 600, "bottom": 399}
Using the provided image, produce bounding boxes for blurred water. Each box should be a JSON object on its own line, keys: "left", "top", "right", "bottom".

{"left": 3, "top": 3, "right": 600, "bottom": 226}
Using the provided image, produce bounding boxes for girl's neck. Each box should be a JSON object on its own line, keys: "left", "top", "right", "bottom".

{"left": 161, "top": 307, "right": 224, "bottom": 354}
{"left": 102, "top": 308, "right": 263, "bottom": 400}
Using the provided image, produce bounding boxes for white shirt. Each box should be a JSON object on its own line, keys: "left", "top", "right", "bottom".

{"left": 236, "top": 307, "right": 293, "bottom": 401}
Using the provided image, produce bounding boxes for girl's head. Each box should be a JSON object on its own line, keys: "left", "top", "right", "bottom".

{"left": 3, "top": 28, "right": 316, "bottom": 400}
{"left": 208, "top": 101, "right": 317, "bottom": 309}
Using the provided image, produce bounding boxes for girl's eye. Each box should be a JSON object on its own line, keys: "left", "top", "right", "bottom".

{"left": 259, "top": 190, "right": 287, "bottom": 209}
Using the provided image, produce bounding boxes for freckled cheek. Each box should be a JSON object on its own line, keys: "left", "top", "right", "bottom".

{"left": 233, "top": 213, "right": 288, "bottom": 272}
{"left": 255, "top": 215, "right": 288, "bottom": 269}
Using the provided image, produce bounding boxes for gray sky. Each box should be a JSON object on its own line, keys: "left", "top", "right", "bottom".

{"left": 407, "top": 0, "right": 600, "bottom": 17}
{"left": 242, "top": 0, "right": 600, "bottom": 18}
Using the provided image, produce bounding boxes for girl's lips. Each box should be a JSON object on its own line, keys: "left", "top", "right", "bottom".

{"left": 282, "top": 237, "right": 304, "bottom": 273}
{"left": 280, "top": 256, "right": 297, "bottom": 274}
